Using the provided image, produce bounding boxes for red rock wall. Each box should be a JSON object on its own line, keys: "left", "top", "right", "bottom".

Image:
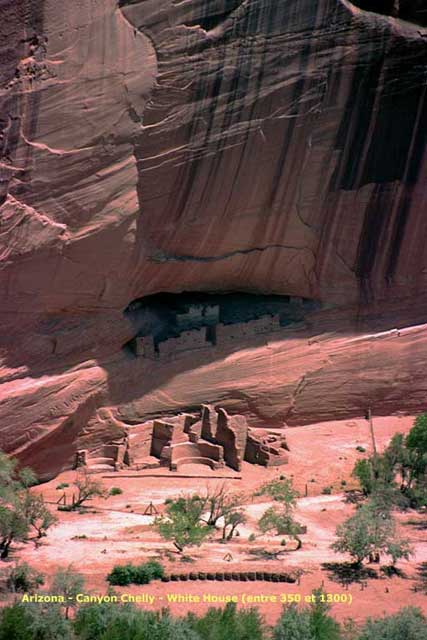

{"left": 1, "top": 0, "right": 427, "bottom": 477}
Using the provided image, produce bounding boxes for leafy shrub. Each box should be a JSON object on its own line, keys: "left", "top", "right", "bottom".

{"left": 56, "top": 483, "right": 69, "bottom": 490}
{"left": 132, "top": 561, "right": 164, "bottom": 585}
{"left": 73, "top": 602, "right": 427, "bottom": 640}
{"left": 187, "top": 602, "right": 265, "bottom": 640}
{"left": 0, "top": 604, "right": 33, "bottom": 640}
{"left": 310, "top": 588, "right": 341, "bottom": 640}
{"left": 358, "top": 607, "right": 427, "bottom": 640}
{"left": 144, "top": 560, "right": 164, "bottom": 579}
{"left": 0, "top": 603, "right": 72, "bottom": 640}
{"left": 74, "top": 602, "right": 116, "bottom": 640}
{"left": 107, "top": 561, "right": 164, "bottom": 586}
{"left": 7, "top": 563, "right": 44, "bottom": 593}
{"left": 76, "top": 604, "right": 199, "bottom": 640}
{"left": 322, "top": 487, "right": 332, "bottom": 495}
{"left": 274, "top": 588, "right": 341, "bottom": 640}
{"left": 106, "top": 564, "right": 135, "bottom": 586}
{"left": 356, "top": 446, "right": 366, "bottom": 453}
{"left": 131, "top": 565, "right": 153, "bottom": 585}
{"left": 274, "top": 604, "right": 314, "bottom": 640}
{"left": 109, "top": 488, "right": 123, "bottom": 496}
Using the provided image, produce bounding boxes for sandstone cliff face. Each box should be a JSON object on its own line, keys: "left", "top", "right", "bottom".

{"left": 1, "top": 0, "right": 427, "bottom": 477}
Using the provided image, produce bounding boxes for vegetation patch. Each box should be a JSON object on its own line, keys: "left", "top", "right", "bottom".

{"left": 107, "top": 560, "right": 164, "bottom": 586}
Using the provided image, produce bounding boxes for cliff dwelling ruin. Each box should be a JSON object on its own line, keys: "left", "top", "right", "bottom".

{"left": 76, "top": 405, "right": 289, "bottom": 474}
{"left": 124, "top": 292, "right": 319, "bottom": 361}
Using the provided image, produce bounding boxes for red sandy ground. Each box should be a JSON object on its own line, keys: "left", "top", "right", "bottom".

{"left": 9, "top": 415, "right": 427, "bottom": 625}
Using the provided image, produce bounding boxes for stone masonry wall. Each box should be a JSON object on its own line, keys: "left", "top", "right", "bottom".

{"left": 135, "top": 314, "right": 281, "bottom": 361}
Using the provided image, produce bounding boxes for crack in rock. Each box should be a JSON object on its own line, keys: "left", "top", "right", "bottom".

{"left": 149, "top": 244, "right": 315, "bottom": 263}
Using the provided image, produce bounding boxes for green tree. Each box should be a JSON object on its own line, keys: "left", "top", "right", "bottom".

{"left": 405, "top": 414, "right": 427, "bottom": 506}
{"left": 0, "top": 452, "right": 37, "bottom": 500}
{"left": 384, "top": 433, "right": 414, "bottom": 490}
{"left": 274, "top": 590, "right": 341, "bottom": 640}
{"left": 407, "top": 481, "right": 427, "bottom": 509}
{"left": 222, "top": 510, "right": 246, "bottom": 541}
{"left": 332, "top": 507, "right": 373, "bottom": 566}
{"left": 309, "top": 589, "right": 341, "bottom": 640}
{"left": 0, "top": 603, "right": 72, "bottom": 640}
{"left": 188, "top": 602, "right": 265, "bottom": 640}
{"left": 72, "top": 470, "right": 108, "bottom": 510}
{"left": 20, "top": 492, "right": 58, "bottom": 540}
{"left": 354, "top": 415, "right": 427, "bottom": 509}
{"left": 256, "top": 478, "right": 304, "bottom": 549}
{"left": 7, "top": 563, "right": 44, "bottom": 594}
{"left": 332, "top": 501, "right": 412, "bottom": 567}
{"left": 200, "top": 484, "right": 246, "bottom": 527}
{"left": 0, "top": 604, "right": 33, "bottom": 640}
{"left": 74, "top": 601, "right": 117, "bottom": 640}
{"left": 52, "top": 565, "right": 85, "bottom": 619}
{"left": 154, "top": 496, "right": 213, "bottom": 552}
{"left": 255, "top": 478, "right": 299, "bottom": 507}
{"left": 406, "top": 413, "right": 427, "bottom": 456}
{"left": 352, "top": 459, "right": 376, "bottom": 497}
{"left": 352, "top": 455, "right": 397, "bottom": 505}
{"left": 273, "top": 604, "right": 315, "bottom": 640}
{"left": 0, "top": 505, "right": 29, "bottom": 559}
{"left": 386, "top": 538, "right": 413, "bottom": 566}
{"left": 24, "top": 602, "right": 73, "bottom": 640}
{"left": 258, "top": 507, "right": 304, "bottom": 548}
{"left": 0, "top": 453, "right": 38, "bottom": 559}
{"left": 0, "top": 451, "right": 56, "bottom": 558}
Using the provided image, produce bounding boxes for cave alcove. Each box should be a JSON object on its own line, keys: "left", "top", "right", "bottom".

{"left": 349, "top": 0, "right": 427, "bottom": 25}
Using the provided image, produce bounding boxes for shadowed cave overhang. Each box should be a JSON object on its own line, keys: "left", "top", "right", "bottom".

{"left": 123, "top": 291, "right": 321, "bottom": 351}
{"left": 349, "top": 1, "right": 427, "bottom": 25}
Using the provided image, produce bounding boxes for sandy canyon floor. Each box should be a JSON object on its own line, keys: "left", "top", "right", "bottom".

{"left": 8, "top": 415, "right": 427, "bottom": 625}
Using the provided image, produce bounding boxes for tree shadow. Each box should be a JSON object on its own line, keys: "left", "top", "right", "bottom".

{"left": 404, "top": 519, "right": 427, "bottom": 531}
{"left": 245, "top": 547, "right": 287, "bottom": 561}
{"left": 412, "top": 562, "right": 427, "bottom": 594}
{"left": 343, "top": 490, "right": 365, "bottom": 505}
{"left": 380, "top": 565, "right": 407, "bottom": 579}
{"left": 322, "top": 562, "right": 379, "bottom": 587}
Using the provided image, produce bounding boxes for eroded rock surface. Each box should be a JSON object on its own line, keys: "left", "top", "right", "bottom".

{"left": 1, "top": 0, "right": 427, "bottom": 477}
